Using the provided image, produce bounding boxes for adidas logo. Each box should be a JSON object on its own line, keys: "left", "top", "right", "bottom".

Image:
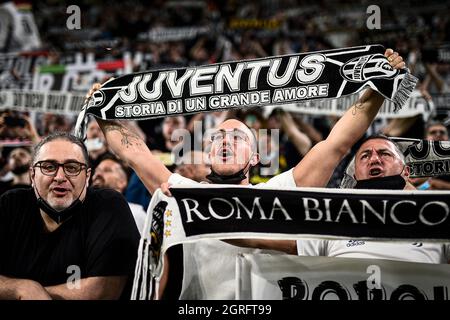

{"left": 346, "top": 240, "right": 365, "bottom": 247}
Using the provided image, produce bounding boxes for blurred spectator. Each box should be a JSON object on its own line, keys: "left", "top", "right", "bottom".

{"left": 423, "top": 63, "right": 449, "bottom": 94}
{"left": 0, "top": 147, "right": 32, "bottom": 196}
{"left": 41, "top": 114, "right": 72, "bottom": 137}
{"left": 125, "top": 171, "right": 151, "bottom": 211}
{"left": 411, "top": 121, "right": 450, "bottom": 190}
{"left": 426, "top": 121, "right": 449, "bottom": 141}
{"left": 0, "top": 111, "right": 40, "bottom": 144}
{"left": 85, "top": 118, "right": 114, "bottom": 170}
{"left": 92, "top": 156, "right": 147, "bottom": 234}
{"left": 148, "top": 116, "right": 186, "bottom": 168}
{"left": 249, "top": 109, "right": 313, "bottom": 184}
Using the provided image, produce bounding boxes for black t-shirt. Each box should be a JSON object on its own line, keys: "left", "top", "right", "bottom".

{"left": 0, "top": 187, "right": 140, "bottom": 291}
{"left": 0, "top": 182, "right": 31, "bottom": 196}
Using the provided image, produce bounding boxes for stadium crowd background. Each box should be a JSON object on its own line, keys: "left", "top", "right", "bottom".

{"left": 0, "top": 0, "right": 449, "bottom": 202}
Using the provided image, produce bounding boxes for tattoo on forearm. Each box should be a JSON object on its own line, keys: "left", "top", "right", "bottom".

{"left": 352, "top": 90, "right": 372, "bottom": 115}
{"left": 352, "top": 102, "right": 365, "bottom": 115}
{"left": 102, "top": 121, "right": 144, "bottom": 148}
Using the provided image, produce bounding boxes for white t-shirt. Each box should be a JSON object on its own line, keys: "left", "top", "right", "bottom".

{"left": 297, "top": 239, "right": 450, "bottom": 264}
{"left": 168, "top": 169, "right": 296, "bottom": 300}
{"left": 128, "top": 202, "right": 147, "bottom": 236}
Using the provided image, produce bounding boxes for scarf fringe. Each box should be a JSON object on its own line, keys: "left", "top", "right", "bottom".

{"left": 392, "top": 72, "right": 418, "bottom": 112}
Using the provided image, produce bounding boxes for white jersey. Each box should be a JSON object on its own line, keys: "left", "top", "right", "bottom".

{"left": 297, "top": 239, "right": 450, "bottom": 264}
{"left": 168, "top": 169, "right": 296, "bottom": 300}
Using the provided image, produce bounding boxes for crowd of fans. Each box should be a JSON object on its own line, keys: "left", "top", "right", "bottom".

{"left": 1, "top": 0, "right": 449, "bottom": 200}
{"left": 0, "top": 0, "right": 449, "bottom": 302}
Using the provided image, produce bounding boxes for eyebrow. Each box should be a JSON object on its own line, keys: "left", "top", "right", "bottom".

{"left": 38, "top": 158, "right": 85, "bottom": 163}
{"left": 213, "top": 128, "right": 248, "bottom": 135}
{"left": 359, "top": 148, "right": 392, "bottom": 156}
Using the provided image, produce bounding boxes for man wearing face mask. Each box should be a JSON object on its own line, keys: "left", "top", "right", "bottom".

{"left": 0, "top": 147, "right": 32, "bottom": 196}
{"left": 230, "top": 135, "right": 450, "bottom": 264}
{"left": 87, "top": 49, "right": 407, "bottom": 299}
{"left": 0, "top": 132, "right": 139, "bottom": 300}
{"left": 85, "top": 118, "right": 113, "bottom": 171}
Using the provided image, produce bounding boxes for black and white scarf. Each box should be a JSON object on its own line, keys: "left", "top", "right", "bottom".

{"left": 74, "top": 44, "right": 417, "bottom": 138}
{"left": 132, "top": 185, "right": 450, "bottom": 300}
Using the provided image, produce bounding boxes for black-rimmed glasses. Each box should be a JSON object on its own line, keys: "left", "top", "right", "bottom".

{"left": 33, "top": 161, "right": 87, "bottom": 177}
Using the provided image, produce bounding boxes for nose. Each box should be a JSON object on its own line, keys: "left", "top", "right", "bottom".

{"left": 53, "top": 165, "right": 67, "bottom": 181}
{"left": 92, "top": 170, "right": 102, "bottom": 180}
{"left": 369, "top": 148, "right": 381, "bottom": 163}
{"left": 221, "top": 133, "right": 233, "bottom": 146}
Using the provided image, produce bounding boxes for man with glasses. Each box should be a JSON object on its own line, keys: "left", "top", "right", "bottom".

{"left": 0, "top": 132, "right": 139, "bottom": 300}
{"left": 88, "top": 48, "right": 405, "bottom": 299}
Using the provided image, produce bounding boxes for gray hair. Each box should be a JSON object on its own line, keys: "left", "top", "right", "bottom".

{"left": 32, "top": 132, "right": 89, "bottom": 165}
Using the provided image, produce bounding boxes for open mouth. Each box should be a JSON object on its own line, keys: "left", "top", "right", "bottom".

{"left": 219, "top": 148, "right": 234, "bottom": 160}
{"left": 52, "top": 187, "right": 69, "bottom": 196}
{"left": 369, "top": 167, "right": 383, "bottom": 177}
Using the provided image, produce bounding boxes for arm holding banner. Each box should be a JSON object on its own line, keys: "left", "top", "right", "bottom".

{"left": 293, "top": 49, "right": 406, "bottom": 187}
{"left": 85, "top": 83, "right": 171, "bottom": 195}
{"left": 96, "top": 118, "right": 172, "bottom": 194}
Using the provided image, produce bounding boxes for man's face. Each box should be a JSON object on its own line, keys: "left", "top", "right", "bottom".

{"left": 31, "top": 140, "right": 90, "bottom": 211}
{"left": 86, "top": 120, "right": 104, "bottom": 140}
{"left": 354, "top": 139, "right": 407, "bottom": 181}
{"left": 162, "top": 116, "right": 185, "bottom": 141}
{"left": 426, "top": 124, "right": 448, "bottom": 141}
{"left": 8, "top": 148, "right": 32, "bottom": 173}
{"left": 209, "top": 119, "right": 257, "bottom": 176}
{"left": 92, "top": 159, "right": 127, "bottom": 193}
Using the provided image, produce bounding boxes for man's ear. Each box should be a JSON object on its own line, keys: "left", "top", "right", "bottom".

{"left": 403, "top": 164, "right": 411, "bottom": 178}
{"left": 86, "top": 168, "right": 91, "bottom": 187}
{"left": 29, "top": 167, "right": 35, "bottom": 186}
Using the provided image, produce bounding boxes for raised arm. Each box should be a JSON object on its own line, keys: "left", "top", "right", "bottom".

{"left": 293, "top": 49, "right": 406, "bottom": 187}
{"left": 85, "top": 83, "right": 171, "bottom": 194}
{"left": 97, "top": 118, "right": 171, "bottom": 194}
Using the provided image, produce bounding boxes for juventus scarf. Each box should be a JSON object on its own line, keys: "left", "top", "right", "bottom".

{"left": 131, "top": 185, "right": 450, "bottom": 300}
{"left": 75, "top": 44, "right": 417, "bottom": 138}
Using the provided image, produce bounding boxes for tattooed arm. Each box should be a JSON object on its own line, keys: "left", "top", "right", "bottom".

{"left": 97, "top": 118, "right": 172, "bottom": 194}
